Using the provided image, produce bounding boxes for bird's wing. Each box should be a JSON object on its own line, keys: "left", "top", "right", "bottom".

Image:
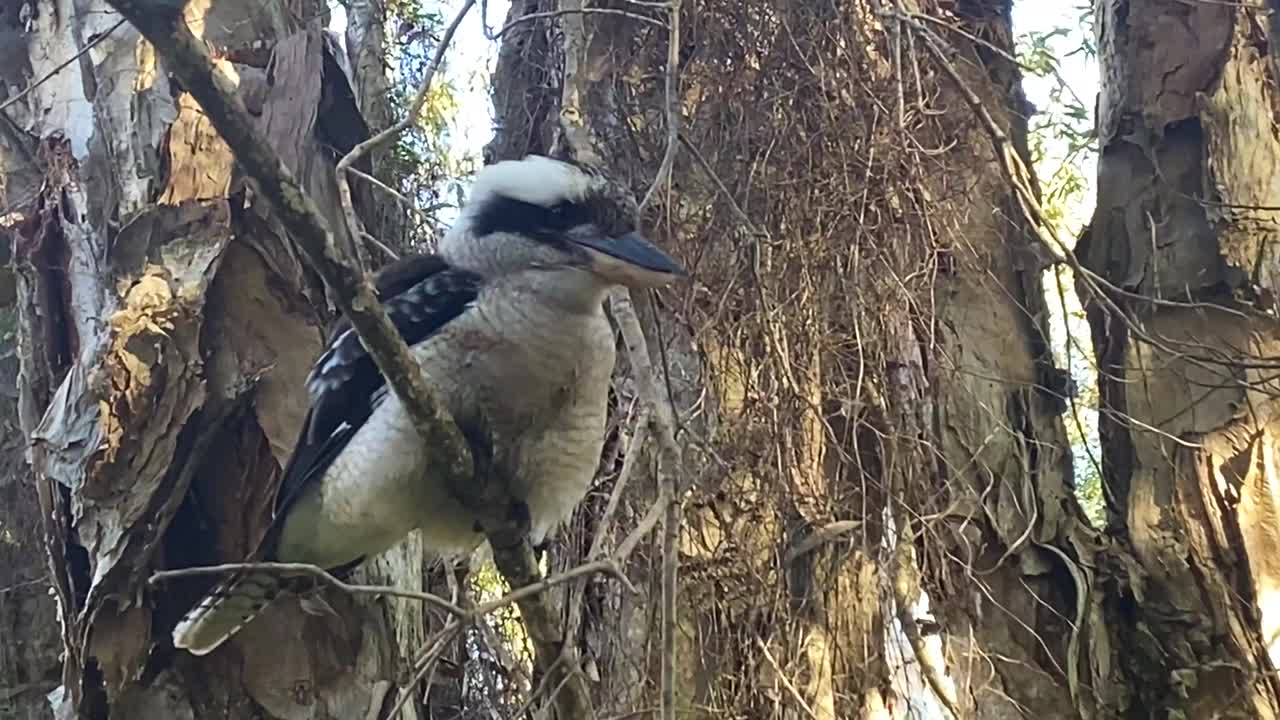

{"left": 173, "top": 257, "right": 485, "bottom": 654}
{"left": 270, "top": 254, "right": 484, "bottom": 535}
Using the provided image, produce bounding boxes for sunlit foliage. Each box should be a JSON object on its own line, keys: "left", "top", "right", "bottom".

{"left": 1016, "top": 1, "right": 1104, "bottom": 525}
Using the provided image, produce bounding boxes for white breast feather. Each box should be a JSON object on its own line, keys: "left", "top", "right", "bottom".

{"left": 277, "top": 281, "right": 617, "bottom": 566}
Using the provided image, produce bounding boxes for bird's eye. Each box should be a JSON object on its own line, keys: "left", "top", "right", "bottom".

{"left": 547, "top": 201, "right": 576, "bottom": 227}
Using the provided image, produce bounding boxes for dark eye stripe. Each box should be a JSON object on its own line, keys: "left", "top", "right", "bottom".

{"left": 471, "top": 195, "right": 587, "bottom": 243}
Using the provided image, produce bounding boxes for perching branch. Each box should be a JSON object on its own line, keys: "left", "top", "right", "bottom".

{"left": 103, "top": 0, "right": 475, "bottom": 498}
{"left": 106, "top": 8, "right": 599, "bottom": 713}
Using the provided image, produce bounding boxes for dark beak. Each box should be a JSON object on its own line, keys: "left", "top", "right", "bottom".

{"left": 568, "top": 227, "right": 685, "bottom": 288}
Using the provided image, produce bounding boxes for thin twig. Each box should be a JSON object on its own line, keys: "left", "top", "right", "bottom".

{"left": 631, "top": 14, "right": 686, "bottom": 711}
{"left": 149, "top": 562, "right": 467, "bottom": 616}
{"left": 754, "top": 637, "right": 820, "bottom": 720}
{"left": 387, "top": 621, "right": 463, "bottom": 718}
{"left": 608, "top": 286, "right": 684, "bottom": 720}
{"left": 360, "top": 231, "right": 401, "bottom": 261}
{"left": 609, "top": 290, "right": 683, "bottom": 491}
{"left": 639, "top": 0, "right": 682, "bottom": 212}
{"left": 474, "top": 558, "right": 635, "bottom": 616}
{"left": 678, "top": 133, "right": 766, "bottom": 238}
{"left": 567, "top": 408, "right": 648, "bottom": 641}
{"left": 492, "top": 7, "right": 664, "bottom": 39}
{"left": 346, "top": 166, "right": 442, "bottom": 227}
{"left": 150, "top": 555, "right": 638, "bottom": 620}
{"left": 0, "top": 18, "right": 127, "bottom": 114}
{"left": 612, "top": 478, "right": 671, "bottom": 562}
{"left": 488, "top": 541, "right": 595, "bottom": 719}
{"left": 335, "top": 0, "right": 475, "bottom": 273}
{"left": 590, "top": 409, "right": 652, "bottom": 561}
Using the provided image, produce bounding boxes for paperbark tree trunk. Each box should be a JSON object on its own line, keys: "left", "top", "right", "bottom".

{"left": 0, "top": 2, "right": 444, "bottom": 718}
{"left": 1080, "top": 0, "right": 1280, "bottom": 714}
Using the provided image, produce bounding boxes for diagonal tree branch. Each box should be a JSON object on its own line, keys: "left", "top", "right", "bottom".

{"left": 105, "top": 3, "right": 597, "bottom": 718}
{"left": 102, "top": 0, "right": 476, "bottom": 522}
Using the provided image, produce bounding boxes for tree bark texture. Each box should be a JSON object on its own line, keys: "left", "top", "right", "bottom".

{"left": 1, "top": 11, "right": 60, "bottom": 719}
{"left": 1, "top": 2, "right": 444, "bottom": 718}
{"left": 1082, "top": 0, "right": 1280, "bottom": 715}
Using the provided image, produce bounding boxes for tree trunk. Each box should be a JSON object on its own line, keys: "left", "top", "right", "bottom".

{"left": 1081, "top": 0, "right": 1280, "bottom": 715}
{"left": 1, "top": 13, "right": 61, "bottom": 719}
{"left": 1, "top": 2, "right": 441, "bottom": 717}
{"left": 482, "top": 1, "right": 1086, "bottom": 718}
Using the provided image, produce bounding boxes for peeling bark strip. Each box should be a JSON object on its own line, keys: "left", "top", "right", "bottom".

{"left": 1083, "top": 0, "right": 1280, "bottom": 714}
{"left": 7, "top": 2, "right": 455, "bottom": 716}
{"left": 159, "top": 83, "right": 235, "bottom": 204}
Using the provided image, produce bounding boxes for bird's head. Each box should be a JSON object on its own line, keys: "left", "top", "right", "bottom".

{"left": 440, "top": 155, "right": 685, "bottom": 290}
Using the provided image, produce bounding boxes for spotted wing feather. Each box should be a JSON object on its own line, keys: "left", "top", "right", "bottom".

{"left": 171, "top": 254, "right": 482, "bottom": 655}
{"left": 276, "top": 256, "right": 484, "bottom": 522}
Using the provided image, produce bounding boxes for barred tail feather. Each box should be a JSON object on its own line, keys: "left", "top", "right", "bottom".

{"left": 171, "top": 571, "right": 282, "bottom": 655}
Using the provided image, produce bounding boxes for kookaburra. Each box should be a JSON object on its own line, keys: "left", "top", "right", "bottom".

{"left": 172, "top": 155, "right": 684, "bottom": 655}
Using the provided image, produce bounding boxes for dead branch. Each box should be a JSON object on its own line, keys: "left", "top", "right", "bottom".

{"left": 149, "top": 561, "right": 467, "bottom": 616}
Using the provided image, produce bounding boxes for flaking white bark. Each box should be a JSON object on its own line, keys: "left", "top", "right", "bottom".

{"left": 5, "top": 1, "right": 439, "bottom": 717}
